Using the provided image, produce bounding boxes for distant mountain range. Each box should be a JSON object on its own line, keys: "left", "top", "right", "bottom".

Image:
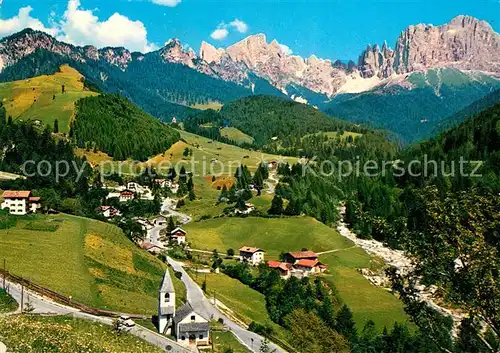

{"left": 0, "top": 15, "right": 498, "bottom": 143}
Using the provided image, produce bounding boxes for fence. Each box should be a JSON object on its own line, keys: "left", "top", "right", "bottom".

{"left": 1, "top": 270, "right": 149, "bottom": 320}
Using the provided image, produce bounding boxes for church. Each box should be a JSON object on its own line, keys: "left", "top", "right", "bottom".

{"left": 158, "top": 269, "right": 210, "bottom": 347}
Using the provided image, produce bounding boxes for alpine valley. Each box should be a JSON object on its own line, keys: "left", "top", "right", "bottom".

{"left": 0, "top": 14, "right": 499, "bottom": 143}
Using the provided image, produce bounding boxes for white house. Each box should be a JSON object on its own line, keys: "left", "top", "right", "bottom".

{"left": 239, "top": 247, "right": 265, "bottom": 266}
{"left": 97, "top": 205, "right": 120, "bottom": 219}
{"left": 1, "top": 191, "right": 41, "bottom": 215}
{"left": 158, "top": 270, "right": 176, "bottom": 335}
{"left": 173, "top": 303, "right": 210, "bottom": 346}
{"left": 170, "top": 227, "right": 187, "bottom": 245}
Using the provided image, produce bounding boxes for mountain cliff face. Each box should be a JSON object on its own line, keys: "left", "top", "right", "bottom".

{"left": 0, "top": 15, "right": 498, "bottom": 99}
{"left": 358, "top": 15, "right": 500, "bottom": 79}
{"left": 196, "top": 15, "right": 500, "bottom": 96}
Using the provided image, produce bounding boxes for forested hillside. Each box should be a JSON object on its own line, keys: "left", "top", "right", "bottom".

{"left": 323, "top": 69, "right": 500, "bottom": 143}
{"left": 0, "top": 48, "right": 283, "bottom": 122}
{"left": 432, "top": 88, "right": 500, "bottom": 136}
{"left": 72, "top": 94, "right": 180, "bottom": 161}
{"left": 184, "top": 95, "right": 394, "bottom": 156}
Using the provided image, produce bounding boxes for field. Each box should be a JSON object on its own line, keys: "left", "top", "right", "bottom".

{"left": 0, "top": 289, "right": 18, "bottom": 313}
{"left": 220, "top": 127, "right": 255, "bottom": 144}
{"left": 0, "top": 315, "right": 162, "bottom": 353}
{"left": 184, "top": 216, "right": 353, "bottom": 258}
{"left": 184, "top": 216, "right": 409, "bottom": 331}
{"left": 303, "top": 131, "right": 363, "bottom": 140}
{"left": 0, "top": 65, "right": 98, "bottom": 133}
{"left": 210, "top": 330, "right": 251, "bottom": 353}
{"left": 191, "top": 102, "right": 223, "bottom": 111}
{"left": 0, "top": 214, "right": 179, "bottom": 314}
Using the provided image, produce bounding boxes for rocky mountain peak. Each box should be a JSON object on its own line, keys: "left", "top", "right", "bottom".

{"left": 199, "top": 41, "right": 225, "bottom": 64}
{"left": 358, "top": 15, "right": 500, "bottom": 79}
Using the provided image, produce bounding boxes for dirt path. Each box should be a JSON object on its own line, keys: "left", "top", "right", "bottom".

{"left": 317, "top": 245, "right": 357, "bottom": 255}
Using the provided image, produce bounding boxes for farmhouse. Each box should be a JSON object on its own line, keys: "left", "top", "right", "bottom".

{"left": 239, "top": 247, "right": 265, "bottom": 266}
{"left": 268, "top": 251, "right": 327, "bottom": 278}
{"left": 170, "top": 227, "right": 187, "bottom": 245}
{"left": 294, "top": 259, "right": 328, "bottom": 276}
{"left": 1, "top": 191, "right": 41, "bottom": 215}
{"left": 267, "top": 261, "right": 293, "bottom": 279}
{"left": 173, "top": 303, "right": 210, "bottom": 346}
{"left": 283, "top": 251, "right": 319, "bottom": 263}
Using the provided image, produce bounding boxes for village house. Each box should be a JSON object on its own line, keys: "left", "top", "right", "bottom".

{"left": 284, "top": 250, "right": 319, "bottom": 263}
{"left": 1, "top": 191, "right": 41, "bottom": 215}
{"left": 154, "top": 178, "right": 167, "bottom": 188}
{"left": 267, "top": 261, "right": 293, "bottom": 279}
{"left": 119, "top": 190, "right": 135, "bottom": 202}
{"left": 173, "top": 303, "right": 210, "bottom": 347}
{"left": 170, "top": 227, "right": 187, "bottom": 245}
{"left": 294, "top": 259, "right": 328, "bottom": 276}
{"left": 141, "top": 241, "right": 163, "bottom": 255}
{"left": 96, "top": 205, "right": 120, "bottom": 219}
{"left": 239, "top": 247, "right": 265, "bottom": 266}
{"left": 268, "top": 251, "right": 328, "bottom": 279}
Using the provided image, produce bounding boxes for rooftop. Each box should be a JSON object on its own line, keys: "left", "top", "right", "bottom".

{"left": 239, "top": 246, "right": 264, "bottom": 254}
{"left": 160, "top": 269, "right": 175, "bottom": 293}
{"left": 287, "top": 251, "right": 318, "bottom": 259}
{"left": 295, "top": 259, "right": 320, "bottom": 268}
{"left": 2, "top": 190, "right": 31, "bottom": 199}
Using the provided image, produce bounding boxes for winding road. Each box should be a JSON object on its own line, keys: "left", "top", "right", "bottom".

{"left": 167, "top": 257, "right": 286, "bottom": 353}
{"left": 1, "top": 278, "right": 192, "bottom": 353}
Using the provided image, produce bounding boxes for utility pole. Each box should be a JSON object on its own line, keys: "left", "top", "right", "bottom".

{"left": 21, "top": 285, "right": 24, "bottom": 313}
{"left": 2, "top": 259, "right": 5, "bottom": 290}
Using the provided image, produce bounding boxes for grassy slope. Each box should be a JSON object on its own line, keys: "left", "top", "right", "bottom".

{"left": 220, "top": 127, "right": 255, "bottom": 144}
{"left": 0, "top": 315, "right": 162, "bottom": 353}
{"left": 184, "top": 216, "right": 409, "bottom": 331}
{"left": 0, "top": 65, "right": 97, "bottom": 133}
{"left": 211, "top": 330, "right": 251, "bottom": 353}
{"left": 0, "top": 289, "right": 18, "bottom": 313}
{"left": 0, "top": 214, "right": 174, "bottom": 314}
{"left": 192, "top": 271, "right": 291, "bottom": 346}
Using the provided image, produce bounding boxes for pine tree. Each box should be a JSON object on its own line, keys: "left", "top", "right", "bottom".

{"left": 53, "top": 119, "right": 59, "bottom": 133}
{"left": 167, "top": 216, "right": 176, "bottom": 234}
{"left": 335, "top": 304, "right": 357, "bottom": 343}
{"left": 268, "top": 195, "right": 283, "bottom": 215}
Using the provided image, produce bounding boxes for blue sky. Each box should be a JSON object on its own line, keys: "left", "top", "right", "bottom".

{"left": 0, "top": 0, "right": 498, "bottom": 60}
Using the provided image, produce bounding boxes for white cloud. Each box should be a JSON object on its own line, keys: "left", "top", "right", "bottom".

{"left": 210, "top": 18, "right": 248, "bottom": 41}
{"left": 210, "top": 27, "right": 228, "bottom": 41}
{"left": 229, "top": 19, "right": 248, "bottom": 33}
{"left": 0, "top": 6, "right": 58, "bottom": 38}
{"left": 58, "top": 0, "right": 157, "bottom": 52}
{"left": 278, "top": 43, "right": 293, "bottom": 55}
{"left": 151, "top": 0, "right": 181, "bottom": 7}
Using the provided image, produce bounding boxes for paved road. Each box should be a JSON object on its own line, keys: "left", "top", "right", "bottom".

{"left": 161, "top": 198, "right": 192, "bottom": 225}
{"left": 1, "top": 278, "right": 192, "bottom": 353}
{"left": 167, "top": 257, "right": 287, "bottom": 353}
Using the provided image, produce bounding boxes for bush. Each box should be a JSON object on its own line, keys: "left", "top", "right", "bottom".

{"left": 0, "top": 213, "right": 16, "bottom": 230}
{"left": 174, "top": 271, "right": 182, "bottom": 280}
{"left": 23, "top": 221, "right": 58, "bottom": 232}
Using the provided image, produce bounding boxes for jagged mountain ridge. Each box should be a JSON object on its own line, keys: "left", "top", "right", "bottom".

{"left": 1, "top": 15, "right": 498, "bottom": 100}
